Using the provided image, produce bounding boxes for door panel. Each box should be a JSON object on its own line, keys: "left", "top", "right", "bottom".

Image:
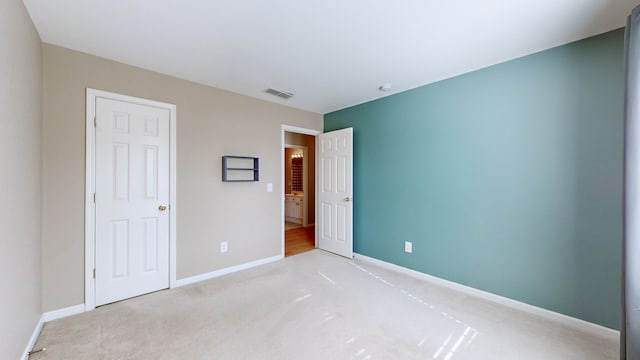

{"left": 113, "top": 143, "right": 130, "bottom": 200}
{"left": 318, "top": 128, "right": 353, "bottom": 258}
{"left": 112, "top": 220, "right": 130, "bottom": 278}
{"left": 322, "top": 157, "right": 332, "bottom": 192}
{"left": 142, "top": 217, "right": 159, "bottom": 272}
{"left": 144, "top": 146, "right": 158, "bottom": 199}
{"left": 95, "top": 97, "right": 170, "bottom": 306}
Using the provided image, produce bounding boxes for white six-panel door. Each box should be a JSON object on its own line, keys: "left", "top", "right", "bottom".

{"left": 318, "top": 128, "right": 353, "bottom": 258}
{"left": 95, "top": 97, "right": 170, "bottom": 306}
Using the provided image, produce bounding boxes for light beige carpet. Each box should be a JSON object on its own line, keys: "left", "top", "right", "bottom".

{"left": 32, "top": 250, "right": 618, "bottom": 360}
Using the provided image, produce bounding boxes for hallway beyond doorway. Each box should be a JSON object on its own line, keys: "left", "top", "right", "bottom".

{"left": 285, "top": 226, "right": 314, "bottom": 257}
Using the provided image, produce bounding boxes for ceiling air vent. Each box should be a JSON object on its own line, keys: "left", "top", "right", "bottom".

{"left": 265, "top": 88, "right": 294, "bottom": 99}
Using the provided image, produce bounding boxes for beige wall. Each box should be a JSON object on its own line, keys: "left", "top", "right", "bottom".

{"left": 0, "top": 1, "right": 43, "bottom": 358}
{"left": 42, "top": 44, "right": 323, "bottom": 311}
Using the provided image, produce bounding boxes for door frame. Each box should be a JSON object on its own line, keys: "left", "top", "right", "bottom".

{"left": 281, "top": 125, "right": 321, "bottom": 256}
{"left": 84, "top": 88, "right": 177, "bottom": 311}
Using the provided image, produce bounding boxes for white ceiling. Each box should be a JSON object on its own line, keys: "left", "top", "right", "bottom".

{"left": 23, "top": 0, "right": 638, "bottom": 114}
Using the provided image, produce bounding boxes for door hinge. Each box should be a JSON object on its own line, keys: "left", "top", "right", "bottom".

{"left": 93, "top": 268, "right": 96, "bottom": 279}
{"left": 93, "top": 193, "right": 96, "bottom": 203}
{"left": 94, "top": 116, "right": 97, "bottom": 128}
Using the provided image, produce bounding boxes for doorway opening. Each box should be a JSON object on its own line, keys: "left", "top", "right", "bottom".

{"left": 282, "top": 127, "right": 319, "bottom": 257}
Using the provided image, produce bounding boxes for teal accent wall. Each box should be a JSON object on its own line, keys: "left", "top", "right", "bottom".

{"left": 325, "top": 29, "right": 624, "bottom": 329}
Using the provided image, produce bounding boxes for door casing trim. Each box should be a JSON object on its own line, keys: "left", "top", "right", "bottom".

{"left": 85, "top": 88, "right": 177, "bottom": 311}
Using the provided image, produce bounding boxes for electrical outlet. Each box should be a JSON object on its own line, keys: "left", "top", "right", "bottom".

{"left": 220, "top": 241, "right": 228, "bottom": 253}
{"left": 404, "top": 241, "right": 412, "bottom": 253}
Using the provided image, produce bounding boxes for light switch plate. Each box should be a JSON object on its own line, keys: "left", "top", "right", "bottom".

{"left": 267, "top": 183, "right": 273, "bottom": 192}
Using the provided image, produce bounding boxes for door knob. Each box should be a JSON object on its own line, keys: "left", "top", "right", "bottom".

{"left": 344, "top": 197, "right": 352, "bottom": 202}
{"left": 159, "top": 205, "right": 167, "bottom": 211}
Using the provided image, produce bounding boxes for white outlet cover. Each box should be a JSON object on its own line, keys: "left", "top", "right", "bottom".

{"left": 220, "top": 241, "right": 228, "bottom": 253}
{"left": 404, "top": 241, "right": 412, "bottom": 253}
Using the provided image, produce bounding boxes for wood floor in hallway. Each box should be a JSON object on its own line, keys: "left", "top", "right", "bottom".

{"left": 285, "top": 225, "right": 315, "bottom": 257}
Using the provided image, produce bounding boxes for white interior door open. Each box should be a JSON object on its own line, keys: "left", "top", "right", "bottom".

{"left": 318, "top": 127, "right": 353, "bottom": 258}
{"left": 95, "top": 97, "right": 170, "bottom": 306}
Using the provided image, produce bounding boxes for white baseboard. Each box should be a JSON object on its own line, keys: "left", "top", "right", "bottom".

{"left": 285, "top": 217, "right": 302, "bottom": 224}
{"left": 353, "top": 253, "right": 619, "bottom": 339}
{"left": 21, "top": 303, "right": 86, "bottom": 360}
{"left": 21, "top": 314, "right": 44, "bottom": 360}
{"left": 43, "top": 304, "right": 85, "bottom": 322}
{"left": 173, "top": 254, "right": 283, "bottom": 288}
